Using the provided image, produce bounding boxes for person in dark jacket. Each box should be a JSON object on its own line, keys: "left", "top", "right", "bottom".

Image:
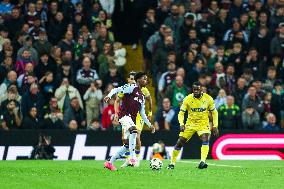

{"left": 63, "top": 97, "right": 86, "bottom": 130}
{"left": 21, "top": 83, "right": 44, "bottom": 121}
{"left": 21, "top": 107, "right": 39, "bottom": 129}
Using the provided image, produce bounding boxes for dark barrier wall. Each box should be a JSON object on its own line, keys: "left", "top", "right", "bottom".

{"left": 0, "top": 130, "right": 284, "bottom": 160}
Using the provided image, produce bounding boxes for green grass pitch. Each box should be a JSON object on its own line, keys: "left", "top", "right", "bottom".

{"left": 0, "top": 160, "right": 283, "bottom": 189}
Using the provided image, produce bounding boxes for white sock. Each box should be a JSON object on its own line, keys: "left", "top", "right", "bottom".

{"left": 110, "top": 145, "right": 127, "bottom": 164}
{"left": 129, "top": 133, "right": 137, "bottom": 159}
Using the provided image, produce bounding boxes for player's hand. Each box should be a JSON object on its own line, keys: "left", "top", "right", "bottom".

{"left": 180, "top": 125, "right": 185, "bottom": 132}
{"left": 212, "top": 127, "right": 219, "bottom": 137}
{"left": 104, "top": 96, "right": 111, "bottom": 103}
{"left": 150, "top": 126, "right": 155, "bottom": 134}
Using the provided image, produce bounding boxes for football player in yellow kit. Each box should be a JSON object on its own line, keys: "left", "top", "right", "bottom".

{"left": 167, "top": 81, "right": 219, "bottom": 169}
{"left": 114, "top": 72, "right": 152, "bottom": 167}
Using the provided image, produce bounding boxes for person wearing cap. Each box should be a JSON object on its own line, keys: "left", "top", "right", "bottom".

{"left": 270, "top": 22, "right": 284, "bottom": 56}
{"left": 241, "top": 102, "right": 261, "bottom": 129}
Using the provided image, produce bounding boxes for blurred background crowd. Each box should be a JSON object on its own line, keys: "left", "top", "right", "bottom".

{"left": 0, "top": 0, "right": 284, "bottom": 131}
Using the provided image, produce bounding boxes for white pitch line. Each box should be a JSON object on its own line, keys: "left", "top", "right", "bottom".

{"left": 179, "top": 160, "right": 242, "bottom": 168}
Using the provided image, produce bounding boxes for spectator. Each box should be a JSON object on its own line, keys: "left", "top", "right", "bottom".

{"left": 33, "top": 31, "right": 53, "bottom": 56}
{"left": 270, "top": 22, "right": 284, "bottom": 57}
{"left": 1, "top": 99, "right": 22, "bottom": 131}
{"left": 242, "top": 104, "right": 261, "bottom": 129}
{"left": 271, "top": 81, "right": 284, "bottom": 124}
{"left": 0, "top": 84, "right": 21, "bottom": 112}
{"left": 225, "top": 64, "right": 236, "bottom": 95}
{"left": 28, "top": 17, "right": 45, "bottom": 41}
{"left": 63, "top": 97, "right": 86, "bottom": 130}
{"left": 21, "top": 83, "right": 44, "bottom": 120}
{"left": 0, "top": 70, "right": 17, "bottom": 96}
{"left": 83, "top": 81, "right": 103, "bottom": 127}
{"left": 158, "top": 60, "right": 177, "bottom": 99}
{"left": 17, "top": 36, "right": 38, "bottom": 64}
{"left": 55, "top": 77, "right": 83, "bottom": 112}
{"left": 218, "top": 96, "right": 241, "bottom": 129}
{"left": 35, "top": 53, "right": 56, "bottom": 80}
{"left": 58, "top": 31, "right": 74, "bottom": 53}
{"left": 141, "top": 7, "right": 159, "bottom": 71}
{"left": 47, "top": 12, "right": 66, "bottom": 45}
{"left": 39, "top": 71, "right": 56, "bottom": 105}
{"left": 88, "top": 118, "right": 102, "bottom": 131}
{"left": 15, "top": 49, "right": 36, "bottom": 76}
{"left": 154, "top": 98, "right": 172, "bottom": 130}
{"left": 102, "top": 64, "right": 124, "bottom": 90}
{"left": 227, "top": 42, "right": 245, "bottom": 77}
{"left": 41, "top": 98, "right": 64, "bottom": 129}
{"left": 242, "top": 47, "right": 264, "bottom": 80}
{"left": 0, "top": 0, "right": 13, "bottom": 16}
{"left": 56, "top": 61, "right": 74, "bottom": 86}
{"left": 4, "top": 7, "right": 24, "bottom": 40}
{"left": 166, "top": 75, "right": 189, "bottom": 108}
{"left": 242, "top": 86, "right": 264, "bottom": 114}
{"left": 0, "top": 55, "right": 13, "bottom": 84}
{"left": 263, "top": 113, "right": 280, "bottom": 130}
{"left": 164, "top": 4, "right": 184, "bottom": 47}
{"left": 101, "top": 98, "right": 115, "bottom": 130}
{"left": 21, "top": 107, "right": 39, "bottom": 129}
{"left": 215, "top": 89, "right": 227, "bottom": 109}
{"left": 76, "top": 56, "right": 99, "bottom": 95}
{"left": 196, "top": 9, "right": 213, "bottom": 43}
{"left": 262, "top": 66, "right": 278, "bottom": 91}
{"left": 17, "top": 62, "right": 37, "bottom": 94}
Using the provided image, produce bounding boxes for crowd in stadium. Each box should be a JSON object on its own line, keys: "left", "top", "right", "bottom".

{"left": 0, "top": 0, "right": 283, "bottom": 131}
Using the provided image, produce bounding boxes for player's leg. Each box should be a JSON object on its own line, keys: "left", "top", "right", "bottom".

{"left": 128, "top": 125, "right": 138, "bottom": 165}
{"left": 167, "top": 127, "right": 195, "bottom": 169}
{"left": 134, "top": 130, "right": 142, "bottom": 167}
{"left": 198, "top": 132, "right": 211, "bottom": 169}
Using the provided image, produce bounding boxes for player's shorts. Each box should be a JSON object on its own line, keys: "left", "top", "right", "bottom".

{"left": 136, "top": 113, "right": 144, "bottom": 131}
{"left": 179, "top": 124, "right": 211, "bottom": 141}
{"left": 119, "top": 115, "right": 136, "bottom": 140}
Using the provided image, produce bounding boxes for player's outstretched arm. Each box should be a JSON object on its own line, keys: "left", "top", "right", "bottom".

{"left": 104, "top": 84, "right": 135, "bottom": 102}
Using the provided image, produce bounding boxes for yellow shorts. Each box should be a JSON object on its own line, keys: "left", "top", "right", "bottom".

{"left": 136, "top": 113, "right": 144, "bottom": 131}
{"left": 179, "top": 124, "right": 211, "bottom": 140}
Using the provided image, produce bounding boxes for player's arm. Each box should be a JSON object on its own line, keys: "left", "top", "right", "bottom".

{"left": 104, "top": 84, "right": 135, "bottom": 102}
{"left": 140, "top": 100, "right": 155, "bottom": 133}
{"left": 208, "top": 97, "right": 219, "bottom": 136}
{"left": 145, "top": 93, "right": 153, "bottom": 119}
{"left": 178, "top": 97, "right": 188, "bottom": 132}
{"left": 114, "top": 95, "right": 122, "bottom": 121}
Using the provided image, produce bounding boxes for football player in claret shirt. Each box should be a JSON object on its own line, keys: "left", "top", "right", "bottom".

{"left": 103, "top": 72, "right": 155, "bottom": 171}
{"left": 114, "top": 72, "right": 153, "bottom": 168}
{"left": 167, "top": 81, "right": 219, "bottom": 169}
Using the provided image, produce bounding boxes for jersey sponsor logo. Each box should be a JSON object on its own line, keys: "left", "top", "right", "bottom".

{"left": 212, "top": 134, "right": 284, "bottom": 160}
{"left": 191, "top": 108, "right": 207, "bottom": 112}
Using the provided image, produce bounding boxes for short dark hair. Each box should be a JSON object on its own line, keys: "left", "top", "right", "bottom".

{"left": 134, "top": 72, "right": 146, "bottom": 81}
{"left": 128, "top": 71, "right": 136, "bottom": 78}
{"left": 192, "top": 81, "right": 201, "bottom": 87}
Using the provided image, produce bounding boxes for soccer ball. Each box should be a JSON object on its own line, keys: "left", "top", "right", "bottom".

{"left": 150, "top": 158, "right": 163, "bottom": 170}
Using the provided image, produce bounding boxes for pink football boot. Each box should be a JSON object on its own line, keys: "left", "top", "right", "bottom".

{"left": 128, "top": 158, "right": 137, "bottom": 166}
{"left": 104, "top": 161, "right": 117, "bottom": 171}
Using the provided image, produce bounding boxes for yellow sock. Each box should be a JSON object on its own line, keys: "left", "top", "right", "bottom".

{"left": 171, "top": 148, "right": 181, "bottom": 165}
{"left": 201, "top": 143, "right": 209, "bottom": 162}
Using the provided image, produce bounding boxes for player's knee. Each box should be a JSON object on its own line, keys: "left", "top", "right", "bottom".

{"left": 129, "top": 126, "right": 137, "bottom": 134}
{"left": 175, "top": 137, "right": 186, "bottom": 149}
{"left": 123, "top": 139, "right": 129, "bottom": 145}
{"left": 200, "top": 134, "right": 210, "bottom": 142}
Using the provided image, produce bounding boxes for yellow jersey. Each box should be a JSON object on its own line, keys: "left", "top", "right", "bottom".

{"left": 179, "top": 93, "right": 215, "bottom": 127}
